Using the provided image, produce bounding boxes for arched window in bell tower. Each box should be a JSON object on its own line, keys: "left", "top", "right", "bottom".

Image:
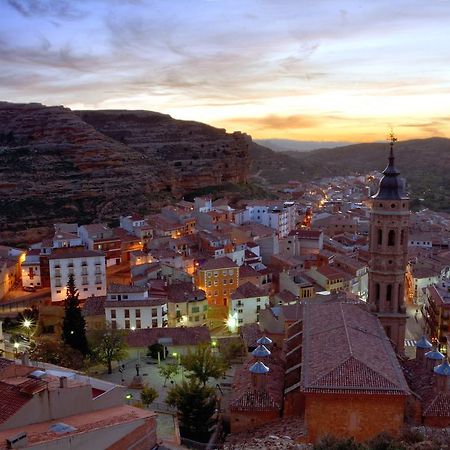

{"left": 375, "top": 283, "right": 380, "bottom": 301}
{"left": 388, "top": 230, "right": 395, "bottom": 246}
{"left": 377, "top": 229, "right": 383, "bottom": 245}
{"left": 386, "top": 284, "right": 392, "bottom": 302}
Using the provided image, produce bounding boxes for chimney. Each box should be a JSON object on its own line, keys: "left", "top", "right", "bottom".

{"left": 59, "top": 376, "right": 68, "bottom": 388}
{"left": 415, "top": 336, "right": 432, "bottom": 363}
{"left": 434, "top": 359, "right": 450, "bottom": 393}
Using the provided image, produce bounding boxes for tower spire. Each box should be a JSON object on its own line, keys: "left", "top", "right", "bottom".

{"left": 388, "top": 130, "right": 397, "bottom": 166}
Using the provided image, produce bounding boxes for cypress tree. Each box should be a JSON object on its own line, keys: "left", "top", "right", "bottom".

{"left": 61, "top": 273, "right": 88, "bottom": 355}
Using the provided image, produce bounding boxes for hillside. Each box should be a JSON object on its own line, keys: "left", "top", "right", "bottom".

{"left": 0, "top": 102, "right": 250, "bottom": 238}
{"left": 250, "top": 138, "right": 450, "bottom": 211}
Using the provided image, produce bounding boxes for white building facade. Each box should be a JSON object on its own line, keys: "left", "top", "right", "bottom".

{"left": 48, "top": 248, "right": 106, "bottom": 302}
{"left": 105, "top": 284, "right": 168, "bottom": 330}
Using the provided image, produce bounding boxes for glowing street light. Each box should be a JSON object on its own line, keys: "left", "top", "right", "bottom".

{"left": 23, "top": 319, "right": 32, "bottom": 328}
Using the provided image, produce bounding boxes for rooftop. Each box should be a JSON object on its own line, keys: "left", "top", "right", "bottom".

{"left": 231, "top": 282, "right": 266, "bottom": 300}
{"left": 199, "top": 256, "right": 238, "bottom": 271}
{"left": 299, "top": 300, "right": 410, "bottom": 395}
{"left": 48, "top": 247, "right": 105, "bottom": 260}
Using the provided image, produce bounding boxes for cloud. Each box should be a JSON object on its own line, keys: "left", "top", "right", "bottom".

{"left": 7, "top": 0, "right": 87, "bottom": 20}
{"left": 222, "top": 114, "right": 321, "bottom": 131}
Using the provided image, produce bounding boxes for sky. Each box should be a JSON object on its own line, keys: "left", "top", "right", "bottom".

{"left": 1, "top": 0, "right": 450, "bottom": 142}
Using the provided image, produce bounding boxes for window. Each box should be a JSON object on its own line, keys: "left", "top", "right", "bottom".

{"left": 214, "top": 271, "right": 218, "bottom": 277}
{"left": 125, "top": 320, "right": 130, "bottom": 329}
{"left": 136, "top": 319, "right": 141, "bottom": 329}
{"left": 377, "top": 229, "right": 382, "bottom": 245}
{"left": 256, "top": 297, "right": 261, "bottom": 302}
{"left": 152, "top": 308, "right": 158, "bottom": 317}
{"left": 123, "top": 295, "right": 128, "bottom": 300}
{"left": 375, "top": 283, "right": 380, "bottom": 301}
{"left": 400, "top": 230, "right": 405, "bottom": 245}
{"left": 95, "top": 275, "right": 102, "bottom": 284}
{"left": 192, "top": 306, "right": 200, "bottom": 313}
{"left": 125, "top": 309, "right": 130, "bottom": 318}
{"left": 386, "top": 284, "right": 392, "bottom": 302}
{"left": 238, "top": 318, "right": 243, "bottom": 324}
{"left": 238, "top": 309, "right": 243, "bottom": 313}
{"left": 223, "top": 270, "right": 227, "bottom": 275}
{"left": 223, "top": 279, "right": 227, "bottom": 285}
{"left": 203, "top": 305, "right": 208, "bottom": 311}
{"left": 207, "top": 281, "right": 212, "bottom": 287}
{"left": 228, "top": 269, "right": 234, "bottom": 275}
{"left": 111, "top": 320, "right": 117, "bottom": 329}
{"left": 111, "top": 310, "right": 116, "bottom": 319}
{"left": 82, "top": 276, "right": 88, "bottom": 285}
{"left": 96, "top": 287, "right": 101, "bottom": 290}
{"left": 152, "top": 319, "right": 158, "bottom": 328}
{"left": 56, "top": 289, "right": 61, "bottom": 294}
{"left": 83, "top": 288, "right": 88, "bottom": 291}
{"left": 388, "top": 230, "right": 395, "bottom": 246}
{"left": 135, "top": 309, "right": 141, "bottom": 318}
{"left": 207, "top": 271, "right": 212, "bottom": 278}
{"left": 256, "top": 305, "right": 261, "bottom": 312}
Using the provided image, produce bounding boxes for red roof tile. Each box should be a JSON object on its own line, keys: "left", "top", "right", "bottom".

{"left": 0, "top": 382, "right": 31, "bottom": 424}
{"left": 298, "top": 300, "right": 410, "bottom": 394}
{"left": 199, "top": 257, "right": 238, "bottom": 270}
{"left": 126, "top": 326, "right": 210, "bottom": 347}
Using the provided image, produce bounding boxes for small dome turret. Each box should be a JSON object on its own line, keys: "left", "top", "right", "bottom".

{"left": 257, "top": 336, "right": 273, "bottom": 346}
{"left": 425, "top": 349, "right": 445, "bottom": 361}
{"left": 434, "top": 359, "right": 450, "bottom": 377}
{"left": 252, "top": 344, "right": 271, "bottom": 358}
{"left": 416, "top": 336, "right": 433, "bottom": 350}
{"left": 249, "top": 361, "right": 270, "bottom": 374}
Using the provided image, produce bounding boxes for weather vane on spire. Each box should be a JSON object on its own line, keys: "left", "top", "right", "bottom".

{"left": 387, "top": 129, "right": 397, "bottom": 159}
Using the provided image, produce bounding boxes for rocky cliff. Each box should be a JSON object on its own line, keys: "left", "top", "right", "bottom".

{"left": 0, "top": 102, "right": 250, "bottom": 237}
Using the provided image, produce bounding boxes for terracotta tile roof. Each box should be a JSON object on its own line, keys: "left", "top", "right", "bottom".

{"left": 239, "top": 265, "right": 259, "bottom": 278}
{"left": 240, "top": 323, "right": 263, "bottom": 348}
{"left": 166, "top": 282, "right": 206, "bottom": 303}
{"left": 288, "top": 229, "right": 322, "bottom": 239}
{"left": 231, "top": 282, "right": 266, "bottom": 300}
{"left": 126, "top": 326, "right": 210, "bottom": 347}
{"left": 0, "top": 358, "right": 14, "bottom": 372}
{"left": 0, "top": 381, "right": 31, "bottom": 424}
{"left": 229, "top": 354, "right": 284, "bottom": 412}
{"left": 300, "top": 300, "right": 410, "bottom": 395}
{"left": 82, "top": 296, "right": 106, "bottom": 316}
{"left": 48, "top": 247, "right": 105, "bottom": 260}
{"left": 108, "top": 284, "right": 148, "bottom": 294}
{"left": 199, "top": 256, "right": 238, "bottom": 270}
{"left": 403, "top": 359, "right": 450, "bottom": 418}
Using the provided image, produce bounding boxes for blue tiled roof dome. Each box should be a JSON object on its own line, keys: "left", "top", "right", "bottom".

{"left": 257, "top": 336, "right": 273, "bottom": 345}
{"left": 252, "top": 344, "right": 271, "bottom": 358}
{"left": 425, "top": 349, "right": 445, "bottom": 361}
{"left": 416, "top": 336, "right": 433, "bottom": 349}
{"left": 249, "top": 361, "right": 270, "bottom": 374}
{"left": 434, "top": 359, "right": 450, "bottom": 376}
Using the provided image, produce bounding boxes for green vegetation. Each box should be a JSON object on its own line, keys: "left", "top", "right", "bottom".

{"left": 158, "top": 363, "right": 180, "bottom": 387}
{"left": 251, "top": 138, "right": 450, "bottom": 212}
{"left": 180, "top": 343, "right": 227, "bottom": 386}
{"left": 62, "top": 274, "right": 89, "bottom": 355}
{"left": 88, "top": 324, "right": 128, "bottom": 374}
{"left": 30, "top": 340, "right": 85, "bottom": 370}
{"left": 166, "top": 379, "right": 217, "bottom": 442}
{"left": 140, "top": 385, "right": 158, "bottom": 408}
{"left": 147, "top": 342, "right": 166, "bottom": 360}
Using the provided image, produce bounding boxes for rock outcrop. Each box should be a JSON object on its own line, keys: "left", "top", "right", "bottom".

{"left": 0, "top": 102, "right": 250, "bottom": 236}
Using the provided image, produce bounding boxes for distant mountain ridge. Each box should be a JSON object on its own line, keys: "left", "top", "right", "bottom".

{"left": 255, "top": 138, "right": 351, "bottom": 152}
{"left": 250, "top": 137, "right": 450, "bottom": 212}
{"left": 0, "top": 102, "right": 250, "bottom": 236}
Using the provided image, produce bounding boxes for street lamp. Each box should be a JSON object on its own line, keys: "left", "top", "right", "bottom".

{"left": 13, "top": 342, "right": 20, "bottom": 358}
{"left": 23, "top": 319, "right": 32, "bottom": 329}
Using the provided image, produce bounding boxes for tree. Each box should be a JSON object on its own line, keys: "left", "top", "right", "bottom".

{"left": 166, "top": 379, "right": 217, "bottom": 442}
{"left": 314, "top": 435, "right": 365, "bottom": 450}
{"left": 89, "top": 324, "right": 128, "bottom": 374}
{"left": 30, "top": 339, "right": 84, "bottom": 370}
{"left": 147, "top": 342, "right": 166, "bottom": 360}
{"left": 141, "top": 385, "right": 158, "bottom": 408}
{"left": 181, "top": 343, "right": 226, "bottom": 386}
{"left": 221, "top": 340, "right": 245, "bottom": 365}
{"left": 158, "top": 363, "right": 179, "bottom": 387}
{"left": 61, "top": 274, "right": 88, "bottom": 355}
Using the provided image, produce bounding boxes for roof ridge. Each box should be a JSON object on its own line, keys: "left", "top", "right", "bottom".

{"left": 340, "top": 302, "right": 353, "bottom": 357}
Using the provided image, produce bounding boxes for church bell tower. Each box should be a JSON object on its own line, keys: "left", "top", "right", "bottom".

{"left": 368, "top": 133, "right": 409, "bottom": 355}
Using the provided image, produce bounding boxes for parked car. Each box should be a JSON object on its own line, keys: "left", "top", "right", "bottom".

{"left": 23, "top": 286, "right": 36, "bottom": 292}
